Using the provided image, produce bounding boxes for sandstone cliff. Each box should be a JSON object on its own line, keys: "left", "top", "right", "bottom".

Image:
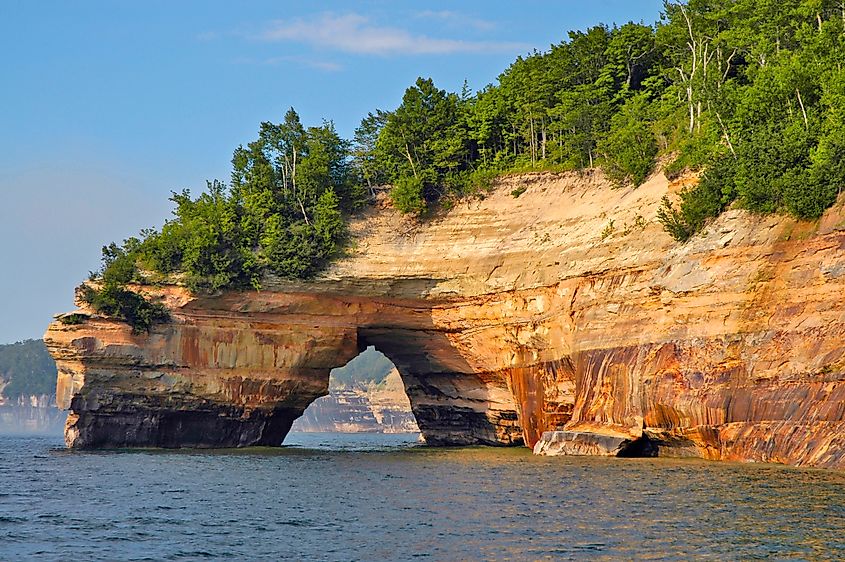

{"left": 45, "top": 169, "right": 845, "bottom": 468}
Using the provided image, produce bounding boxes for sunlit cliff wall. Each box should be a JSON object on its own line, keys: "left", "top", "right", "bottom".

{"left": 45, "top": 170, "right": 845, "bottom": 468}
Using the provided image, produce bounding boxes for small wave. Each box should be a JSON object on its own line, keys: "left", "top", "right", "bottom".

{"left": 170, "top": 550, "right": 216, "bottom": 559}
{"left": 278, "top": 518, "right": 313, "bottom": 527}
{"left": 570, "top": 543, "right": 607, "bottom": 552}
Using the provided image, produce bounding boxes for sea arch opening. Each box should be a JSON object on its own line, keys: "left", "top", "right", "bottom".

{"left": 282, "top": 324, "right": 525, "bottom": 448}
{"left": 291, "top": 346, "right": 419, "bottom": 435}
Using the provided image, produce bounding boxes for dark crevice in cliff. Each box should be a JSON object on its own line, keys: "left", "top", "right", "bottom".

{"left": 616, "top": 435, "right": 659, "bottom": 458}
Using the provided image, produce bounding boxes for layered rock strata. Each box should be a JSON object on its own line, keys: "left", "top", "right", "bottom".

{"left": 45, "top": 170, "right": 845, "bottom": 468}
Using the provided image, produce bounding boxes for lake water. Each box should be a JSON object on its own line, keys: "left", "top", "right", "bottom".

{"left": 2, "top": 432, "right": 845, "bottom": 560}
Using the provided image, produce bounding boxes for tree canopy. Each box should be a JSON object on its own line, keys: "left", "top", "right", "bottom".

{"left": 84, "top": 110, "right": 359, "bottom": 331}
{"left": 85, "top": 0, "right": 845, "bottom": 329}
{"left": 354, "top": 0, "right": 844, "bottom": 232}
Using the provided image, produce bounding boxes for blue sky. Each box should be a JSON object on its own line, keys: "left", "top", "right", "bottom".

{"left": 0, "top": 0, "right": 665, "bottom": 343}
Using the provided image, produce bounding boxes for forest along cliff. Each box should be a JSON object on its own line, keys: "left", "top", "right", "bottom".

{"left": 45, "top": 169, "right": 845, "bottom": 468}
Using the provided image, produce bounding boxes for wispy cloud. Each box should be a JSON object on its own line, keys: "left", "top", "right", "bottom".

{"left": 414, "top": 10, "right": 497, "bottom": 32}
{"left": 254, "top": 13, "right": 526, "bottom": 56}
{"left": 232, "top": 55, "right": 342, "bottom": 72}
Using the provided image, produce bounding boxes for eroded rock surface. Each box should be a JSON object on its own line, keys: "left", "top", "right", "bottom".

{"left": 45, "top": 170, "right": 845, "bottom": 467}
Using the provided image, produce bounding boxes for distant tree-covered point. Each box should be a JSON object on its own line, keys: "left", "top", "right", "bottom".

{"left": 0, "top": 340, "right": 57, "bottom": 399}
{"left": 330, "top": 347, "right": 395, "bottom": 389}
{"left": 80, "top": 0, "right": 845, "bottom": 331}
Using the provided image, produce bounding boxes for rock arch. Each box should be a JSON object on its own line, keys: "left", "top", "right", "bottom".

{"left": 48, "top": 289, "right": 538, "bottom": 449}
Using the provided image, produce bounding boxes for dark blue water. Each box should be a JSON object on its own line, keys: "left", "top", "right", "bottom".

{"left": 3, "top": 433, "right": 845, "bottom": 561}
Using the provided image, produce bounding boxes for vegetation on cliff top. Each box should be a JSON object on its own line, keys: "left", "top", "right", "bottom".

{"left": 84, "top": 0, "right": 845, "bottom": 330}
{"left": 84, "top": 111, "right": 358, "bottom": 331}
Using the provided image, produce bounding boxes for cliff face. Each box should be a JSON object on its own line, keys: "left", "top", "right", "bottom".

{"left": 45, "top": 170, "right": 845, "bottom": 467}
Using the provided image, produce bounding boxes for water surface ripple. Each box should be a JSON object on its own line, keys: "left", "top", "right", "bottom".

{"left": 2, "top": 433, "right": 845, "bottom": 560}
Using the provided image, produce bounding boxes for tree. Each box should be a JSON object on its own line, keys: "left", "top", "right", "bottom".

{"left": 314, "top": 188, "right": 344, "bottom": 254}
{"left": 0, "top": 340, "right": 58, "bottom": 399}
{"left": 378, "top": 77, "right": 468, "bottom": 203}
{"left": 604, "top": 22, "right": 658, "bottom": 91}
{"left": 390, "top": 176, "right": 426, "bottom": 214}
{"left": 549, "top": 84, "right": 612, "bottom": 168}
{"left": 598, "top": 94, "right": 658, "bottom": 185}
{"left": 658, "top": 154, "right": 736, "bottom": 241}
{"left": 353, "top": 111, "right": 389, "bottom": 197}
{"left": 259, "top": 218, "right": 321, "bottom": 278}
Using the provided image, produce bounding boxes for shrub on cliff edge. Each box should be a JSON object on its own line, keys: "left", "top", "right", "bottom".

{"left": 80, "top": 283, "right": 169, "bottom": 334}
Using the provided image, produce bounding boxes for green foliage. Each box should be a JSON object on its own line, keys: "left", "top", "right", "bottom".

{"left": 649, "top": 0, "right": 845, "bottom": 239}
{"left": 801, "top": 117, "right": 845, "bottom": 216}
{"left": 80, "top": 283, "right": 169, "bottom": 334}
{"left": 342, "top": 1, "right": 840, "bottom": 226}
{"left": 260, "top": 219, "right": 322, "bottom": 278}
{"left": 658, "top": 156, "right": 737, "bottom": 242}
{"left": 314, "top": 188, "right": 345, "bottom": 253}
{"left": 376, "top": 77, "right": 470, "bottom": 207}
{"left": 664, "top": 125, "right": 722, "bottom": 179}
{"left": 168, "top": 182, "right": 260, "bottom": 292}
{"left": 89, "top": 110, "right": 356, "bottom": 329}
{"left": 82, "top": 238, "right": 172, "bottom": 333}
{"left": 511, "top": 186, "right": 527, "bottom": 198}
{"left": 734, "top": 121, "right": 815, "bottom": 215}
{"left": 390, "top": 176, "right": 427, "bottom": 215}
{"left": 134, "top": 110, "right": 353, "bottom": 289}
{"left": 466, "top": 167, "right": 498, "bottom": 195}
{"left": 0, "top": 340, "right": 57, "bottom": 399}
{"left": 657, "top": 196, "right": 692, "bottom": 242}
{"left": 100, "top": 240, "right": 141, "bottom": 285}
{"left": 87, "top": 0, "right": 845, "bottom": 294}
{"left": 598, "top": 95, "right": 658, "bottom": 186}
{"left": 352, "top": 111, "right": 390, "bottom": 195}
{"left": 601, "top": 219, "right": 615, "bottom": 240}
